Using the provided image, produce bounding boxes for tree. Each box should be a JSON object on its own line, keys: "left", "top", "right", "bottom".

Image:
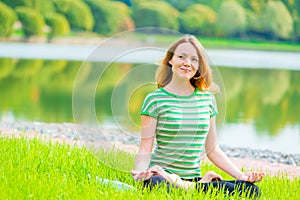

{"left": 45, "top": 13, "right": 70, "bottom": 39}
{"left": 54, "top": 0, "right": 94, "bottom": 31}
{"left": 16, "top": 6, "right": 45, "bottom": 38}
{"left": 216, "top": 1, "right": 247, "bottom": 37}
{"left": 1, "top": 0, "right": 55, "bottom": 15}
{"left": 260, "top": 1, "right": 293, "bottom": 39}
{"left": 0, "top": 2, "right": 17, "bottom": 37}
{"left": 179, "top": 4, "right": 217, "bottom": 36}
{"left": 85, "top": 0, "right": 133, "bottom": 35}
{"left": 132, "top": 1, "right": 179, "bottom": 31}
{"left": 243, "top": 0, "right": 267, "bottom": 13}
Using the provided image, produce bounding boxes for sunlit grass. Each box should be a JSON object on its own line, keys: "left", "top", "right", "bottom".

{"left": 0, "top": 136, "right": 299, "bottom": 199}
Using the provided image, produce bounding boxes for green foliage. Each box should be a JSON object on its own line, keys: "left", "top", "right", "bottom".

{"left": 0, "top": 0, "right": 25, "bottom": 8}
{"left": 84, "top": 0, "right": 133, "bottom": 35}
{"left": 260, "top": 1, "right": 293, "bottom": 39}
{"left": 0, "top": 2, "right": 17, "bottom": 37}
{"left": 13, "top": 59, "right": 43, "bottom": 78}
{"left": 45, "top": 13, "right": 70, "bottom": 38}
{"left": 1, "top": 0, "right": 55, "bottom": 15}
{"left": 54, "top": 0, "right": 94, "bottom": 31}
{"left": 164, "top": 0, "right": 221, "bottom": 11}
{"left": 0, "top": 58, "right": 15, "bottom": 80}
{"left": 132, "top": 1, "right": 179, "bottom": 31}
{"left": 179, "top": 4, "right": 217, "bottom": 36}
{"left": 295, "top": 18, "right": 300, "bottom": 40}
{"left": 216, "top": 1, "right": 247, "bottom": 37}
{"left": 245, "top": 9, "right": 260, "bottom": 33}
{"left": 15, "top": 6, "right": 45, "bottom": 37}
{"left": 243, "top": 0, "right": 267, "bottom": 13}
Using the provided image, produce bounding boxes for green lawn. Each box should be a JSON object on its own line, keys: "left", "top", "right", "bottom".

{"left": 0, "top": 136, "right": 299, "bottom": 199}
{"left": 134, "top": 32, "right": 300, "bottom": 52}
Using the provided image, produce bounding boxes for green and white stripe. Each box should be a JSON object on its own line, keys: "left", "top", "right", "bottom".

{"left": 141, "top": 87, "right": 218, "bottom": 179}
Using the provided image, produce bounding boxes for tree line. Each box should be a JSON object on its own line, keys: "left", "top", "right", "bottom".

{"left": 0, "top": 0, "right": 299, "bottom": 42}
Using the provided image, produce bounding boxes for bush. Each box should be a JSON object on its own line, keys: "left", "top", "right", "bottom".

{"left": 0, "top": 2, "right": 17, "bottom": 37}
{"left": 179, "top": 4, "right": 216, "bottom": 36}
{"left": 54, "top": 0, "right": 94, "bottom": 31}
{"left": 216, "top": 1, "right": 247, "bottom": 37}
{"left": 1, "top": 0, "right": 55, "bottom": 15}
{"left": 45, "top": 13, "right": 70, "bottom": 38}
{"left": 0, "top": 0, "right": 25, "bottom": 8}
{"left": 294, "top": 18, "right": 300, "bottom": 41}
{"left": 84, "top": 0, "right": 133, "bottom": 35}
{"left": 259, "top": 1, "right": 293, "bottom": 39}
{"left": 15, "top": 6, "right": 45, "bottom": 38}
{"left": 132, "top": 1, "right": 179, "bottom": 31}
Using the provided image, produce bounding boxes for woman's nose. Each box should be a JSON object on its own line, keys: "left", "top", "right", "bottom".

{"left": 183, "top": 58, "right": 192, "bottom": 66}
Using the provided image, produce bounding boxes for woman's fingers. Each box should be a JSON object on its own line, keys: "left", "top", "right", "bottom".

{"left": 242, "top": 172, "right": 265, "bottom": 183}
{"left": 131, "top": 170, "right": 153, "bottom": 181}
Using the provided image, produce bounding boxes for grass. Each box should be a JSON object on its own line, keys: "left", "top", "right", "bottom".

{"left": 9, "top": 29, "right": 300, "bottom": 52}
{"left": 0, "top": 136, "right": 299, "bottom": 199}
{"left": 134, "top": 32, "right": 300, "bottom": 52}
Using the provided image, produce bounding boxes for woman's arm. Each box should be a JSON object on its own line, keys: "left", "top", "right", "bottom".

{"left": 131, "top": 115, "right": 157, "bottom": 181}
{"left": 205, "top": 117, "right": 265, "bottom": 182}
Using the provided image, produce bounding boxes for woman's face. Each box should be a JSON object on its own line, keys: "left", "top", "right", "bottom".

{"left": 169, "top": 42, "right": 199, "bottom": 80}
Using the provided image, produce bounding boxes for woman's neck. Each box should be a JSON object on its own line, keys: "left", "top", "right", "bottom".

{"left": 164, "top": 79, "right": 195, "bottom": 96}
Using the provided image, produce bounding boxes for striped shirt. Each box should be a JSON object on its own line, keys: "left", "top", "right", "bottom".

{"left": 140, "top": 87, "right": 218, "bottom": 179}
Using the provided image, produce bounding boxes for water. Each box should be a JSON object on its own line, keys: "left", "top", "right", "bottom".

{"left": 0, "top": 56, "right": 299, "bottom": 154}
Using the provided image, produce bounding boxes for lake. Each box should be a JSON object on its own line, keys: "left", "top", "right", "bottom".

{"left": 0, "top": 42, "right": 299, "bottom": 154}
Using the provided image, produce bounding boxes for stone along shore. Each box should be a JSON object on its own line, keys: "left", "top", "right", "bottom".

{"left": 1, "top": 121, "right": 299, "bottom": 167}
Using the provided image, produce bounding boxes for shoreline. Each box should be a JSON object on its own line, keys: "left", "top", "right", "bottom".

{"left": 0, "top": 121, "right": 299, "bottom": 179}
{"left": 1, "top": 39, "right": 300, "bottom": 70}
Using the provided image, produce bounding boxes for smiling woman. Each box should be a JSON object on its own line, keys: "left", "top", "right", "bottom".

{"left": 132, "top": 35, "right": 264, "bottom": 198}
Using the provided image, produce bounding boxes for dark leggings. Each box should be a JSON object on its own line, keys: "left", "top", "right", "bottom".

{"left": 143, "top": 176, "right": 261, "bottom": 198}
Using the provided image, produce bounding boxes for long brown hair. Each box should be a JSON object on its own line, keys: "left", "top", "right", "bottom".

{"left": 156, "top": 35, "right": 213, "bottom": 91}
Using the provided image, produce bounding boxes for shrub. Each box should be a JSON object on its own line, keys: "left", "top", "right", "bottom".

{"left": 1, "top": 0, "right": 55, "bottom": 15}
{"left": 15, "top": 6, "right": 45, "bottom": 38}
{"left": 54, "top": 0, "right": 94, "bottom": 31}
{"left": 45, "top": 13, "right": 70, "bottom": 38}
{"left": 294, "top": 18, "right": 300, "bottom": 41}
{"left": 0, "top": 0, "right": 25, "bottom": 8}
{"left": 259, "top": 1, "right": 293, "bottom": 39}
{"left": 216, "top": 1, "right": 247, "bottom": 37}
{"left": 0, "top": 2, "right": 17, "bottom": 37}
{"left": 132, "top": 1, "right": 179, "bottom": 31}
{"left": 179, "top": 4, "right": 216, "bottom": 36}
{"left": 84, "top": 0, "right": 133, "bottom": 35}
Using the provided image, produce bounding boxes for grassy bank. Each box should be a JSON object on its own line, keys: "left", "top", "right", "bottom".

{"left": 134, "top": 33, "right": 300, "bottom": 52}
{"left": 8, "top": 30, "right": 300, "bottom": 52}
{"left": 0, "top": 136, "right": 299, "bottom": 199}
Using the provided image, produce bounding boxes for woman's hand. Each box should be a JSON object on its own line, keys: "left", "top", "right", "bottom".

{"left": 150, "top": 165, "right": 194, "bottom": 189}
{"left": 131, "top": 169, "right": 153, "bottom": 181}
{"left": 238, "top": 172, "right": 265, "bottom": 183}
{"left": 200, "top": 171, "right": 223, "bottom": 183}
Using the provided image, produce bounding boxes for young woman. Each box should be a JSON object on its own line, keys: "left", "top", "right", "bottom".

{"left": 131, "top": 35, "right": 265, "bottom": 197}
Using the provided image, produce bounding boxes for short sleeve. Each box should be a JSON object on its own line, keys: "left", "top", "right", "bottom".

{"left": 210, "top": 94, "right": 218, "bottom": 118}
{"left": 140, "top": 93, "right": 158, "bottom": 119}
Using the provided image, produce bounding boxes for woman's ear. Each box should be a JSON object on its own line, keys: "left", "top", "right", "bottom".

{"left": 168, "top": 60, "right": 173, "bottom": 65}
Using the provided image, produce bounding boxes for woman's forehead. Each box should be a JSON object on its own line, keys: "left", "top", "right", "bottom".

{"left": 174, "top": 42, "right": 198, "bottom": 56}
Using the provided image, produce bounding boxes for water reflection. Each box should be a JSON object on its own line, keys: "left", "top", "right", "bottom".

{"left": 0, "top": 58, "right": 299, "bottom": 148}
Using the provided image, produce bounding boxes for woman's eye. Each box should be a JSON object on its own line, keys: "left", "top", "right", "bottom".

{"left": 192, "top": 58, "right": 198, "bottom": 62}
{"left": 178, "top": 55, "right": 184, "bottom": 59}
